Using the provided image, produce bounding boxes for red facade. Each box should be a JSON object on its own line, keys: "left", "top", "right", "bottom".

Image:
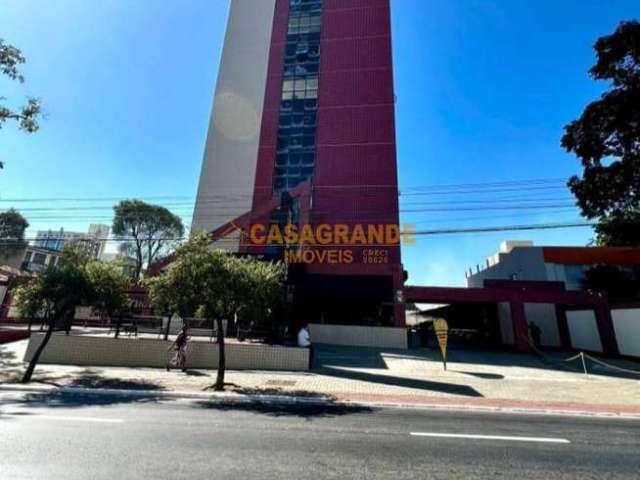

{"left": 250, "top": 0, "right": 404, "bottom": 326}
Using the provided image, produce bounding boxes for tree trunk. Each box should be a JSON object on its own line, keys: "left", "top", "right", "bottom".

{"left": 214, "top": 317, "right": 226, "bottom": 391}
{"left": 22, "top": 317, "right": 54, "bottom": 383}
{"left": 27, "top": 317, "right": 33, "bottom": 332}
{"left": 64, "top": 308, "right": 74, "bottom": 336}
{"left": 164, "top": 315, "right": 172, "bottom": 341}
{"left": 115, "top": 316, "right": 122, "bottom": 339}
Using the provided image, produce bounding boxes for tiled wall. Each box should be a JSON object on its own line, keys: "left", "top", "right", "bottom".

{"left": 309, "top": 323, "right": 407, "bottom": 349}
{"left": 24, "top": 334, "right": 310, "bottom": 371}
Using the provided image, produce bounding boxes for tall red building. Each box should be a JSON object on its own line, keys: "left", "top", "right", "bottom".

{"left": 194, "top": 0, "right": 405, "bottom": 326}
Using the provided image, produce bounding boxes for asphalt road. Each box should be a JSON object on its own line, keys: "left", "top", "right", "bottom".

{"left": 1, "top": 390, "right": 639, "bottom": 479}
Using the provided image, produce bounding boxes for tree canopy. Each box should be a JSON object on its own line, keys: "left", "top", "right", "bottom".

{"left": 0, "top": 208, "right": 29, "bottom": 261}
{"left": 147, "top": 234, "right": 285, "bottom": 390}
{"left": 112, "top": 200, "right": 185, "bottom": 279}
{"left": 0, "top": 39, "right": 41, "bottom": 169}
{"left": 562, "top": 21, "right": 640, "bottom": 245}
{"left": 13, "top": 246, "right": 130, "bottom": 382}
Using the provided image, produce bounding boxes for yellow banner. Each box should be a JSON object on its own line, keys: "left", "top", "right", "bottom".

{"left": 433, "top": 318, "right": 449, "bottom": 370}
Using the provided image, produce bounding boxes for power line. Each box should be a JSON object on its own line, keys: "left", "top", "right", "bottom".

{"left": 3, "top": 221, "right": 595, "bottom": 244}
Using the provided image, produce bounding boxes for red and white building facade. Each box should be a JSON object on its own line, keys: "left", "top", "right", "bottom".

{"left": 193, "top": 0, "right": 405, "bottom": 327}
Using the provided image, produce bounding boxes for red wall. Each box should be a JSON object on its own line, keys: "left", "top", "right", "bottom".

{"left": 252, "top": 0, "right": 290, "bottom": 208}
{"left": 251, "top": 0, "right": 402, "bottom": 274}
{"left": 313, "top": 0, "right": 401, "bottom": 269}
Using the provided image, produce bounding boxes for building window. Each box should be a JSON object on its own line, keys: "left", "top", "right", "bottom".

{"left": 272, "top": 0, "right": 323, "bottom": 194}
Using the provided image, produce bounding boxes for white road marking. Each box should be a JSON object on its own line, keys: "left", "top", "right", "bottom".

{"left": 15, "top": 414, "right": 124, "bottom": 424}
{"left": 410, "top": 432, "right": 570, "bottom": 444}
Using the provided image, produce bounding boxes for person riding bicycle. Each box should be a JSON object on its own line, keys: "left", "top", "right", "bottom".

{"left": 167, "top": 324, "right": 189, "bottom": 371}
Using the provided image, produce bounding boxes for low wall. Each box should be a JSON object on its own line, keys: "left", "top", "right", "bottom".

{"left": 611, "top": 308, "right": 640, "bottom": 358}
{"left": 24, "top": 333, "right": 309, "bottom": 371}
{"left": 309, "top": 324, "right": 408, "bottom": 349}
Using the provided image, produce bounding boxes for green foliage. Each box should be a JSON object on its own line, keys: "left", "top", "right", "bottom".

{"left": 147, "top": 233, "right": 285, "bottom": 321}
{"left": 147, "top": 233, "right": 284, "bottom": 389}
{"left": 582, "top": 264, "right": 640, "bottom": 301}
{"left": 13, "top": 253, "right": 92, "bottom": 324}
{"left": 0, "top": 208, "right": 29, "bottom": 260}
{"left": 112, "top": 200, "right": 185, "bottom": 279}
{"left": 0, "top": 39, "right": 41, "bottom": 140}
{"left": 85, "top": 260, "right": 129, "bottom": 318}
{"left": 593, "top": 209, "right": 640, "bottom": 246}
{"left": 13, "top": 247, "right": 130, "bottom": 322}
{"left": 562, "top": 21, "right": 640, "bottom": 245}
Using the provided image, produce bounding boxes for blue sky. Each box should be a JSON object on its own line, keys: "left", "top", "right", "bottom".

{"left": 1, "top": 0, "right": 638, "bottom": 285}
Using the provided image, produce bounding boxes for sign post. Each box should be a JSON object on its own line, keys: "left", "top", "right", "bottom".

{"left": 433, "top": 318, "right": 449, "bottom": 371}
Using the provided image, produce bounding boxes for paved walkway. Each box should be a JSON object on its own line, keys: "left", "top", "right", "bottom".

{"left": 2, "top": 337, "right": 639, "bottom": 415}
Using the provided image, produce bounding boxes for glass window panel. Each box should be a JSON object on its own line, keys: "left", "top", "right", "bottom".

{"left": 277, "top": 137, "right": 289, "bottom": 150}
{"left": 282, "top": 90, "right": 293, "bottom": 100}
{"left": 286, "top": 44, "right": 297, "bottom": 56}
{"left": 303, "top": 113, "right": 316, "bottom": 125}
{"left": 292, "top": 100, "right": 305, "bottom": 112}
{"left": 287, "top": 167, "right": 301, "bottom": 175}
{"left": 281, "top": 99, "right": 293, "bottom": 111}
{"left": 302, "top": 153, "right": 315, "bottom": 165}
{"left": 289, "top": 154, "right": 301, "bottom": 165}
{"left": 279, "top": 114, "right": 292, "bottom": 126}
{"left": 292, "top": 114, "right": 304, "bottom": 126}
{"left": 282, "top": 80, "right": 294, "bottom": 92}
{"left": 306, "top": 89, "right": 318, "bottom": 99}
{"left": 276, "top": 154, "right": 288, "bottom": 166}
{"left": 302, "top": 136, "right": 315, "bottom": 147}
{"left": 304, "top": 99, "right": 317, "bottom": 110}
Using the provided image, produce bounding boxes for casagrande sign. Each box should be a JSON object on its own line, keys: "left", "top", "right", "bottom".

{"left": 248, "top": 223, "right": 415, "bottom": 265}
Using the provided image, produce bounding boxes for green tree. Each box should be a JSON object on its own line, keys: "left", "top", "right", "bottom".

{"left": 582, "top": 264, "right": 640, "bottom": 301}
{"left": 14, "top": 247, "right": 131, "bottom": 382}
{"left": 112, "top": 200, "right": 185, "bottom": 279}
{"left": 85, "top": 260, "right": 130, "bottom": 338}
{"left": 593, "top": 208, "right": 640, "bottom": 246}
{"left": 14, "top": 250, "right": 93, "bottom": 383}
{"left": 562, "top": 21, "right": 640, "bottom": 245}
{"left": 147, "top": 234, "right": 284, "bottom": 390}
{"left": 0, "top": 209, "right": 29, "bottom": 262}
{"left": 0, "top": 38, "right": 42, "bottom": 169}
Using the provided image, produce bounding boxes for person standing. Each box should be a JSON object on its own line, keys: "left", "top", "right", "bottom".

{"left": 297, "top": 324, "right": 313, "bottom": 369}
{"left": 529, "top": 321, "right": 542, "bottom": 349}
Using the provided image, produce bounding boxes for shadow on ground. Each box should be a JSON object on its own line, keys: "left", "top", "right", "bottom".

{"left": 314, "top": 344, "right": 640, "bottom": 381}
{"left": 193, "top": 399, "right": 373, "bottom": 419}
{"left": 0, "top": 344, "right": 23, "bottom": 382}
{"left": 452, "top": 371, "right": 505, "bottom": 380}
{"left": 316, "top": 365, "right": 483, "bottom": 397}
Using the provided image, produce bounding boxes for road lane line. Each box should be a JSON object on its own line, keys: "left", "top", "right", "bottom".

{"left": 17, "top": 415, "right": 124, "bottom": 424}
{"left": 410, "top": 432, "right": 570, "bottom": 444}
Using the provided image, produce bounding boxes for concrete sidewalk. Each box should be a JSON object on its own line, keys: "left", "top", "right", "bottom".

{"left": 2, "top": 339, "right": 639, "bottom": 417}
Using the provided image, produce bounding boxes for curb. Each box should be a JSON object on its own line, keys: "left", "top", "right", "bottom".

{"left": 2, "top": 383, "right": 639, "bottom": 420}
